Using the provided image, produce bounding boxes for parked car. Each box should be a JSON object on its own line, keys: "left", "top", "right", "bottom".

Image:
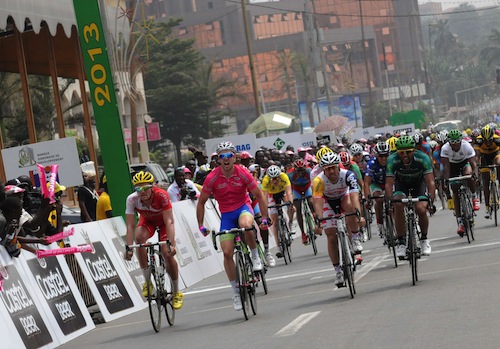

{"left": 130, "top": 161, "right": 172, "bottom": 190}
{"left": 433, "top": 120, "right": 464, "bottom": 133}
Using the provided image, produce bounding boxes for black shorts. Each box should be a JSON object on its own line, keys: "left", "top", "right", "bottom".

{"left": 394, "top": 181, "right": 427, "bottom": 197}
{"left": 449, "top": 160, "right": 470, "bottom": 178}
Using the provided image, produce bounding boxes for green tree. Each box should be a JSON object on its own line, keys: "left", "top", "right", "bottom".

{"left": 431, "top": 19, "right": 458, "bottom": 59}
{"left": 480, "top": 28, "right": 500, "bottom": 67}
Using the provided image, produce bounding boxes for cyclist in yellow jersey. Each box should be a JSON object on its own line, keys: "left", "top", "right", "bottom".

{"left": 474, "top": 124, "right": 500, "bottom": 218}
{"left": 261, "top": 165, "right": 295, "bottom": 258}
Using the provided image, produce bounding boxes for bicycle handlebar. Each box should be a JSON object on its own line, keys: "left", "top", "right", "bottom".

{"left": 268, "top": 202, "right": 293, "bottom": 208}
{"left": 127, "top": 240, "right": 172, "bottom": 254}
{"left": 478, "top": 165, "right": 500, "bottom": 169}
{"left": 368, "top": 194, "right": 385, "bottom": 200}
{"left": 448, "top": 175, "right": 472, "bottom": 182}
{"left": 391, "top": 196, "right": 429, "bottom": 203}
{"left": 318, "top": 209, "right": 360, "bottom": 222}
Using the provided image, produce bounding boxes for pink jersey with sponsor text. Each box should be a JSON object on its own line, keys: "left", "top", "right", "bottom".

{"left": 202, "top": 165, "right": 257, "bottom": 213}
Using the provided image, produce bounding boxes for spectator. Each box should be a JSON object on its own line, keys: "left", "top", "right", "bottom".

{"left": 167, "top": 167, "right": 200, "bottom": 203}
{"left": 78, "top": 172, "right": 98, "bottom": 222}
{"left": 97, "top": 174, "right": 113, "bottom": 220}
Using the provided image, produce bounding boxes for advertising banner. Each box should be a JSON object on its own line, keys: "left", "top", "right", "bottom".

{"left": 205, "top": 134, "right": 257, "bottom": 157}
{"left": 256, "top": 132, "right": 302, "bottom": 151}
{"left": 1, "top": 137, "right": 82, "bottom": 187}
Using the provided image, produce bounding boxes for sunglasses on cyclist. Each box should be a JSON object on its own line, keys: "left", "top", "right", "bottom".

{"left": 449, "top": 139, "right": 461, "bottom": 145}
{"left": 219, "top": 152, "right": 234, "bottom": 159}
{"left": 135, "top": 185, "right": 153, "bottom": 192}
{"left": 378, "top": 153, "right": 389, "bottom": 158}
{"left": 397, "top": 149, "right": 414, "bottom": 155}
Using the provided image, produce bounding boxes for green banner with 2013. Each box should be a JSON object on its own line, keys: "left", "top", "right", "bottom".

{"left": 72, "top": 0, "right": 132, "bottom": 219}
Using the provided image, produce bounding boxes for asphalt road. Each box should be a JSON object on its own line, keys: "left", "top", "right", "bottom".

{"left": 61, "top": 202, "right": 500, "bottom": 349}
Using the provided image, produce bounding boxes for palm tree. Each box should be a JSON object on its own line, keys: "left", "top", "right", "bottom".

{"left": 431, "top": 19, "right": 457, "bottom": 58}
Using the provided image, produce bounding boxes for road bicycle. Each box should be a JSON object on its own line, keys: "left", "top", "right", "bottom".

{"left": 212, "top": 227, "right": 258, "bottom": 320}
{"left": 479, "top": 164, "right": 500, "bottom": 226}
{"left": 320, "top": 210, "right": 360, "bottom": 298}
{"left": 449, "top": 174, "right": 475, "bottom": 243}
{"left": 254, "top": 228, "right": 268, "bottom": 295}
{"left": 435, "top": 176, "right": 448, "bottom": 209}
{"left": 360, "top": 197, "right": 373, "bottom": 241}
{"left": 392, "top": 194, "right": 428, "bottom": 286}
{"left": 127, "top": 238, "right": 175, "bottom": 332}
{"left": 300, "top": 195, "right": 318, "bottom": 255}
{"left": 269, "top": 202, "right": 293, "bottom": 264}
{"left": 369, "top": 194, "right": 398, "bottom": 268}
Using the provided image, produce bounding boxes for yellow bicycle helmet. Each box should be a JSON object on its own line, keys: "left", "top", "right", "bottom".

{"left": 132, "top": 171, "right": 154, "bottom": 186}
{"left": 387, "top": 136, "right": 398, "bottom": 152}
{"left": 481, "top": 124, "right": 495, "bottom": 140}
{"left": 316, "top": 146, "right": 333, "bottom": 163}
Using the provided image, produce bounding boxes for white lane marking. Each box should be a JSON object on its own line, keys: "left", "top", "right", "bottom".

{"left": 275, "top": 311, "right": 321, "bottom": 337}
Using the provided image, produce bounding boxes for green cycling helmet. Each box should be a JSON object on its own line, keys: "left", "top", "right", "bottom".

{"left": 448, "top": 129, "right": 462, "bottom": 141}
{"left": 395, "top": 135, "right": 415, "bottom": 150}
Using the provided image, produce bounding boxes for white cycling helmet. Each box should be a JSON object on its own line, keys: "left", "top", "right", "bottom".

{"left": 436, "top": 132, "right": 447, "bottom": 144}
{"left": 374, "top": 141, "right": 390, "bottom": 155}
{"left": 267, "top": 165, "right": 281, "bottom": 178}
{"left": 216, "top": 141, "right": 236, "bottom": 154}
{"left": 320, "top": 152, "right": 340, "bottom": 168}
{"left": 349, "top": 143, "right": 364, "bottom": 155}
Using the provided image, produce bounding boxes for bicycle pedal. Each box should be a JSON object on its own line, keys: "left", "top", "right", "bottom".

{"left": 336, "top": 283, "right": 346, "bottom": 288}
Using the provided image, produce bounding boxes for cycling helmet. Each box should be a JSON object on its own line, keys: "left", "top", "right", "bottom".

{"left": 481, "top": 124, "right": 495, "bottom": 140}
{"left": 359, "top": 138, "right": 367, "bottom": 143}
{"left": 387, "top": 137, "right": 398, "bottom": 152}
{"left": 320, "top": 152, "right": 340, "bottom": 168}
{"left": 316, "top": 146, "right": 333, "bottom": 163}
{"left": 471, "top": 128, "right": 480, "bottom": 139}
{"left": 436, "top": 131, "right": 448, "bottom": 144}
{"left": 374, "top": 133, "right": 383, "bottom": 141}
{"left": 338, "top": 151, "right": 351, "bottom": 165}
{"left": 448, "top": 129, "right": 462, "bottom": 142}
{"left": 132, "top": 171, "right": 154, "bottom": 185}
{"left": 267, "top": 165, "right": 281, "bottom": 178}
{"left": 395, "top": 135, "right": 415, "bottom": 150}
{"left": 488, "top": 122, "right": 497, "bottom": 131}
{"left": 216, "top": 141, "right": 236, "bottom": 154}
{"left": 465, "top": 128, "right": 472, "bottom": 135}
{"left": 240, "top": 151, "right": 252, "bottom": 159}
{"left": 374, "top": 141, "right": 390, "bottom": 155}
{"left": 413, "top": 132, "right": 424, "bottom": 145}
{"left": 429, "top": 140, "right": 438, "bottom": 149}
{"left": 349, "top": 143, "right": 364, "bottom": 155}
{"left": 293, "top": 158, "right": 306, "bottom": 168}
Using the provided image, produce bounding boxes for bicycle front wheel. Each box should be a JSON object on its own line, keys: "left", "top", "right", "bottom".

{"left": 492, "top": 182, "right": 498, "bottom": 226}
{"left": 460, "top": 191, "right": 472, "bottom": 244}
{"left": 244, "top": 258, "right": 257, "bottom": 315}
{"left": 163, "top": 272, "right": 175, "bottom": 326}
{"left": 408, "top": 219, "right": 418, "bottom": 286}
{"left": 363, "top": 205, "right": 372, "bottom": 241}
{"left": 341, "top": 234, "right": 355, "bottom": 298}
{"left": 304, "top": 208, "right": 318, "bottom": 255}
{"left": 235, "top": 253, "right": 249, "bottom": 320}
{"left": 257, "top": 245, "right": 268, "bottom": 294}
{"left": 147, "top": 261, "right": 162, "bottom": 332}
{"left": 385, "top": 214, "right": 398, "bottom": 268}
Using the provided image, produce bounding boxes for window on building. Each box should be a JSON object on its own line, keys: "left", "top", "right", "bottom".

{"left": 380, "top": 9, "right": 387, "bottom": 16}
{"left": 208, "top": 2, "right": 213, "bottom": 9}
{"left": 382, "top": 27, "right": 390, "bottom": 35}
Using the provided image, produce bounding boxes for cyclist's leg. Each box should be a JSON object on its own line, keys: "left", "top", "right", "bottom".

{"left": 158, "top": 226, "right": 179, "bottom": 290}
{"left": 267, "top": 194, "right": 281, "bottom": 255}
{"left": 370, "top": 184, "right": 384, "bottom": 233}
{"left": 292, "top": 190, "right": 307, "bottom": 243}
{"left": 341, "top": 194, "right": 363, "bottom": 262}
{"left": 481, "top": 154, "right": 491, "bottom": 211}
{"left": 135, "top": 223, "right": 156, "bottom": 296}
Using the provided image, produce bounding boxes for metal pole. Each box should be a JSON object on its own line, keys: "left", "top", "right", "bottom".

{"left": 358, "top": 0, "right": 374, "bottom": 126}
{"left": 455, "top": 91, "right": 459, "bottom": 119}
{"left": 348, "top": 51, "right": 358, "bottom": 128}
{"left": 241, "top": 0, "right": 261, "bottom": 119}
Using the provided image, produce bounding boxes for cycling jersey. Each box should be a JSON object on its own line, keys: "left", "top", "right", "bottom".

{"left": 312, "top": 169, "right": 359, "bottom": 200}
{"left": 365, "top": 157, "right": 386, "bottom": 185}
{"left": 202, "top": 165, "right": 257, "bottom": 213}
{"left": 287, "top": 169, "right": 312, "bottom": 192}
{"left": 261, "top": 172, "right": 291, "bottom": 194}
{"left": 125, "top": 187, "right": 172, "bottom": 239}
{"left": 343, "top": 161, "right": 363, "bottom": 181}
{"left": 440, "top": 141, "right": 475, "bottom": 163}
{"left": 310, "top": 164, "right": 323, "bottom": 180}
{"left": 386, "top": 150, "right": 433, "bottom": 185}
{"left": 474, "top": 134, "right": 500, "bottom": 154}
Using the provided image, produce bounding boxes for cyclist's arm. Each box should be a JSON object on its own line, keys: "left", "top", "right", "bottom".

{"left": 363, "top": 175, "right": 373, "bottom": 199}
{"left": 385, "top": 175, "right": 394, "bottom": 199}
{"left": 440, "top": 156, "right": 450, "bottom": 181}
{"left": 285, "top": 184, "right": 294, "bottom": 204}
{"left": 425, "top": 172, "right": 436, "bottom": 203}
{"left": 162, "top": 208, "right": 175, "bottom": 247}
{"left": 125, "top": 213, "right": 136, "bottom": 246}
{"left": 196, "top": 190, "right": 210, "bottom": 227}
{"left": 312, "top": 176, "right": 324, "bottom": 219}
{"left": 468, "top": 154, "right": 478, "bottom": 177}
{"left": 249, "top": 186, "right": 269, "bottom": 219}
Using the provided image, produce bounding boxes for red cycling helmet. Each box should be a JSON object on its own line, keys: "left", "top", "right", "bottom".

{"left": 240, "top": 151, "right": 252, "bottom": 159}
{"left": 338, "top": 151, "right": 351, "bottom": 165}
{"left": 294, "top": 158, "right": 306, "bottom": 168}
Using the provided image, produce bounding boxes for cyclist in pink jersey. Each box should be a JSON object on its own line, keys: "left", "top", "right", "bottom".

{"left": 124, "top": 171, "right": 184, "bottom": 310}
{"left": 197, "top": 141, "right": 269, "bottom": 311}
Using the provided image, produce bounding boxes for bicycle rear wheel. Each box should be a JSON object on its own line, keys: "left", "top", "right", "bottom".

{"left": 235, "top": 253, "right": 249, "bottom": 320}
{"left": 363, "top": 205, "right": 372, "bottom": 241}
{"left": 385, "top": 214, "right": 398, "bottom": 268}
{"left": 282, "top": 222, "right": 292, "bottom": 263}
{"left": 147, "top": 261, "right": 162, "bottom": 332}
{"left": 244, "top": 259, "right": 257, "bottom": 315}
{"left": 279, "top": 224, "right": 288, "bottom": 265}
{"left": 408, "top": 220, "right": 418, "bottom": 286}
{"left": 341, "top": 235, "right": 355, "bottom": 298}
{"left": 304, "top": 208, "right": 318, "bottom": 255}
{"left": 492, "top": 182, "right": 498, "bottom": 226}
{"left": 460, "top": 191, "right": 471, "bottom": 244}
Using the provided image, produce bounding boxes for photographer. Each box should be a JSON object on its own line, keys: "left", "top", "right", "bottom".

{"left": 167, "top": 167, "right": 200, "bottom": 203}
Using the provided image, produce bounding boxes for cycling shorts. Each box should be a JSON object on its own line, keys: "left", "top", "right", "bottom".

{"left": 292, "top": 187, "right": 312, "bottom": 201}
{"left": 321, "top": 194, "right": 349, "bottom": 229}
{"left": 137, "top": 218, "right": 168, "bottom": 241}
{"left": 369, "top": 183, "right": 385, "bottom": 194}
{"left": 393, "top": 181, "right": 426, "bottom": 197}
{"left": 220, "top": 203, "right": 254, "bottom": 241}
{"left": 449, "top": 160, "right": 470, "bottom": 178}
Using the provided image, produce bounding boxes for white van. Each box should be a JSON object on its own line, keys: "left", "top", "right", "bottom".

{"left": 433, "top": 120, "right": 464, "bottom": 133}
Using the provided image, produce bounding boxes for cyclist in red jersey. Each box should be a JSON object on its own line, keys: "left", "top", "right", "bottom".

{"left": 124, "top": 171, "right": 184, "bottom": 310}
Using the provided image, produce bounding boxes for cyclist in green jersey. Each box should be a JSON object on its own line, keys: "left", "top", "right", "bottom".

{"left": 385, "top": 136, "right": 436, "bottom": 258}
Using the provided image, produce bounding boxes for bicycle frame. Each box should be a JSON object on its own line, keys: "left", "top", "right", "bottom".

{"left": 449, "top": 175, "right": 474, "bottom": 243}
{"left": 269, "top": 202, "right": 293, "bottom": 264}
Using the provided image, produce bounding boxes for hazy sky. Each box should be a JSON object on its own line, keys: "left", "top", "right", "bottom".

{"left": 419, "top": 0, "right": 499, "bottom": 10}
